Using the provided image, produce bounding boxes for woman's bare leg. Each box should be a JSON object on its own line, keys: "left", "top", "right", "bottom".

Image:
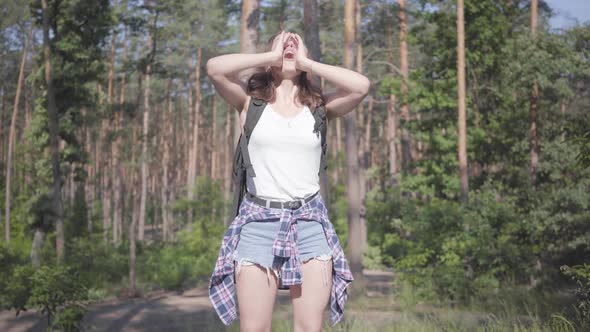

{"left": 290, "top": 255, "right": 333, "bottom": 332}
{"left": 235, "top": 261, "right": 279, "bottom": 332}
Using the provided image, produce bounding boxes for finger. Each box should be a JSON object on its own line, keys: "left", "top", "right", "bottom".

{"left": 295, "top": 35, "right": 304, "bottom": 51}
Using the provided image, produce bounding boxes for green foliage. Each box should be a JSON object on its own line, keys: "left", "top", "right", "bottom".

{"left": 26, "top": 265, "right": 88, "bottom": 329}
{"left": 50, "top": 304, "right": 87, "bottom": 332}
{"left": 0, "top": 243, "right": 32, "bottom": 314}
{"left": 138, "top": 176, "right": 226, "bottom": 290}
{"left": 138, "top": 219, "right": 225, "bottom": 290}
{"left": 561, "top": 264, "right": 590, "bottom": 326}
{"left": 65, "top": 233, "right": 128, "bottom": 290}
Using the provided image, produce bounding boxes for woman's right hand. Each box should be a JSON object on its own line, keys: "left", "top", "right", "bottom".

{"left": 270, "top": 31, "right": 288, "bottom": 67}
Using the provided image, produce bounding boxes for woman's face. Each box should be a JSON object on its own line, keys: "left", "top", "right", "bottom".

{"left": 269, "top": 32, "right": 304, "bottom": 79}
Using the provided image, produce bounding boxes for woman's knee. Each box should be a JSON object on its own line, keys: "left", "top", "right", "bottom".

{"left": 293, "top": 315, "right": 324, "bottom": 332}
{"left": 240, "top": 320, "right": 273, "bottom": 332}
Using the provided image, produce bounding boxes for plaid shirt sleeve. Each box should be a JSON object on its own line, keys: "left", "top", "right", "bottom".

{"left": 208, "top": 194, "right": 354, "bottom": 327}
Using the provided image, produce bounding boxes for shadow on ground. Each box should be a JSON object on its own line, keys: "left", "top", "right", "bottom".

{"left": 0, "top": 269, "right": 394, "bottom": 332}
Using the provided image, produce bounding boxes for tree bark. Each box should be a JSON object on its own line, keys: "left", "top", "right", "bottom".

{"left": 303, "top": 0, "right": 321, "bottom": 64}
{"left": 303, "top": 0, "right": 329, "bottom": 204}
{"left": 139, "top": 24, "right": 156, "bottom": 241}
{"left": 138, "top": 63, "right": 150, "bottom": 242}
{"left": 529, "top": 0, "right": 542, "bottom": 289}
{"left": 364, "top": 96, "right": 373, "bottom": 190}
{"left": 223, "top": 103, "right": 232, "bottom": 224}
{"left": 399, "top": 0, "right": 412, "bottom": 173}
{"left": 211, "top": 94, "right": 218, "bottom": 180}
{"left": 386, "top": 24, "right": 400, "bottom": 182}
{"left": 42, "top": 0, "right": 65, "bottom": 263}
{"left": 194, "top": 47, "right": 203, "bottom": 178}
{"left": 236, "top": 0, "right": 261, "bottom": 148}
{"left": 457, "top": 0, "right": 469, "bottom": 202}
{"left": 128, "top": 175, "right": 140, "bottom": 297}
{"left": 113, "top": 33, "right": 128, "bottom": 246}
{"left": 354, "top": 0, "right": 368, "bottom": 255}
{"left": 529, "top": 0, "right": 539, "bottom": 189}
{"left": 30, "top": 228, "right": 44, "bottom": 269}
{"left": 162, "top": 79, "right": 173, "bottom": 242}
{"left": 344, "top": 0, "right": 364, "bottom": 290}
{"left": 101, "top": 30, "right": 117, "bottom": 245}
{"left": 186, "top": 64, "right": 195, "bottom": 223}
{"left": 387, "top": 94, "right": 399, "bottom": 180}
{"left": 5, "top": 27, "right": 32, "bottom": 243}
{"left": 84, "top": 106, "right": 94, "bottom": 233}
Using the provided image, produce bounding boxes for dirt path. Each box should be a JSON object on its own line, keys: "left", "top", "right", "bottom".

{"left": 0, "top": 270, "right": 395, "bottom": 332}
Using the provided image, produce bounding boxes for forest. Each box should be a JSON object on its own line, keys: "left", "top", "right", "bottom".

{"left": 1, "top": 0, "right": 589, "bottom": 331}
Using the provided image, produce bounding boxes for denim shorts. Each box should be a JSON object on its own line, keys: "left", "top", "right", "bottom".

{"left": 232, "top": 217, "right": 333, "bottom": 287}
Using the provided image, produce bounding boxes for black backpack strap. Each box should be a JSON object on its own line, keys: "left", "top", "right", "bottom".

{"left": 312, "top": 105, "right": 328, "bottom": 177}
{"left": 229, "top": 97, "right": 267, "bottom": 218}
{"left": 240, "top": 97, "right": 266, "bottom": 177}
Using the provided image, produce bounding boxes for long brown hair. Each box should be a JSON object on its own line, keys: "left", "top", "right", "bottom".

{"left": 247, "top": 31, "right": 325, "bottom": 110}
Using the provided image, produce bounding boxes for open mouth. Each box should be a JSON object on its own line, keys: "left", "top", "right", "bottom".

{"left": 283, "top": 37, "right": 298, "bottom": 60}
{"left": 284, "top": 48, "right": 296, "bottom": 60}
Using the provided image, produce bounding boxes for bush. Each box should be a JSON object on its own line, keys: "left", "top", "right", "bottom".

{"left": 0, "top": 242, "right": 32, "bottom": 313}
{"left": 26, "top": 265, "right": 88, "bottom": 328}
{"left": 561, "top": 264, "right": 590, "bottom": 326}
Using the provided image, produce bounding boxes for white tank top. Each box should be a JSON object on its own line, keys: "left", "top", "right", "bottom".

{"left": 246, "top": 103, "right": 321, "bottom": 202}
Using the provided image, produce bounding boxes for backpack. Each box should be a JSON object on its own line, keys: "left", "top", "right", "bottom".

{"left": 229, "top": 97, "right": 328, "bottom": 221}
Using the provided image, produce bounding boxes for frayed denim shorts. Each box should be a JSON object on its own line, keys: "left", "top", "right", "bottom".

{"left": 232, "top": 208, "right": 333, "bottom": 287}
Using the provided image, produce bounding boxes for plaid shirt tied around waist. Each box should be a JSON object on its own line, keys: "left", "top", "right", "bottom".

{"left": 208, "top": 192, "right": 354, "bottom": 327}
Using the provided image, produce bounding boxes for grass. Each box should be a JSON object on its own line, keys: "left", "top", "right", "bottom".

{"left": 225, "top": 284, "right": 584, "bottom": 332}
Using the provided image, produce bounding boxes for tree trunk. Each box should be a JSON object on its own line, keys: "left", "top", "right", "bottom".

{"left": 100, "top": 31, "right": 117, "bottom": 245}
{"left": 0, "top": 85, "right": 4, "bottom": 168}
{"left": 5, "top": 27, "right": 32, "bottom": 243}
{"left": 529, "top": 0, "right": 541, "bottom": 289}
{"left": 303, "top": 0, "right": 328, "bottom": 204}
{"left": 303, "top": 0, "right": 321, "bottom": 64}
{"left": 186, "top": 67, "right": 195, "bottom": 224}
{"left": 223, "top": 104, "right": 232, "bottom": 224}
{"left": 344, "top": 0, "right": 364, "bottom": 291}
{"left": 30, "top": 228, "right": 44, "bottom": 269}
{"left": 364, "top": 96, "right": 373, "bottom": 190}
{"left": 128, "top": 177, "right": 140, "bottom": 297}
{"left": 42, "top": 0, "right": 65, "bottom": 263}
{"left": 194, "top": 47, "right": 203, "bottom": 178}
{"left": 529, "top": 0, "right": 539, "bottom": 189}
{"left": 162, "top": 79, "right": 173, "bottom": 242}
{"left": 387, "top": 94, "right": 399, "bottom": 180}
{"left": 399, "top": 0, "right": 412, "bottom": 173}
{"left": 84, "top": 106, "right": 94, "bottom": 233}
{"left": 113, "top": 34, "right": 128, "bottom": 246}
{"left": 236, "top": 0, "right": 261, "bottom": 148}
{"left": 211, "top": 94, "right": 218, "bottom": 180}
{"left": 354, "top": 0, "right": 368, "bottom": 255}
{"left": 457, "top": 0, "right": 469, "bottom": 202}
{"left": 139, "top": 29, "right": 155, "bottom": 242}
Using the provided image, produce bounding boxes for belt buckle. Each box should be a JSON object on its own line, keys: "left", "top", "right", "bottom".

{"left": 285, "top": 200, "right": 300, "bottom": 209}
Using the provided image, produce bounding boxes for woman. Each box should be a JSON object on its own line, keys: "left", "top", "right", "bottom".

{"left": 207, "top": 30, "right": 370, "bottom": 332}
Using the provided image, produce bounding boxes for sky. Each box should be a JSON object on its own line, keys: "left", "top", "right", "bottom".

{"left": 545, "top": 0, "right": 590, "bottom": 30}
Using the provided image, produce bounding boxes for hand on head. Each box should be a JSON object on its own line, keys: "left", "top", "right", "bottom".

{"left": 292, "top": 34, "right": 309, "bottom": 72}
{"left": 270, "top": 31, "right": 309, "bottom": 72}
{"left": 270, "top": 31, "right": 289, "bottom": 67}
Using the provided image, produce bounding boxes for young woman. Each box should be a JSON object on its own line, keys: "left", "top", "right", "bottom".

{"left": 207, "top": 31, "right": 370, "bottom": 332}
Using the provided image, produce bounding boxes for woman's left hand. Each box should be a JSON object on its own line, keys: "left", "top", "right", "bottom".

{"left": 293, "top": 33, "right": 312, "bottom": 73}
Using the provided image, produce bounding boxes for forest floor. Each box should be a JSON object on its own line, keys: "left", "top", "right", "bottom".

{"left": 0, "top": 269, "right": 399, "bottom": 332}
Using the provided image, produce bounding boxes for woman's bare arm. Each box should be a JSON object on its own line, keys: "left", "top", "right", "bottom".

{"left": 206, "top": 32, "right": 288, "bottom": 111}
{"left": 206, "top": 52, "right": 278, "bottom": 111}
{"left": 294, "top": 34, "right": 370, "bottom": 120}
